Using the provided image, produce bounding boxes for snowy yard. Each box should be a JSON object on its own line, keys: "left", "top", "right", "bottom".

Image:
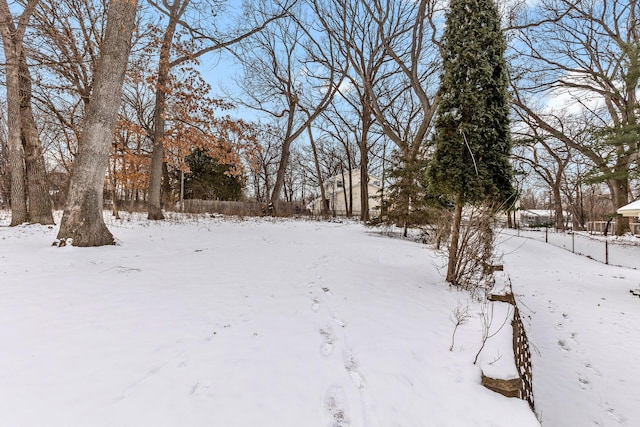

{"left": 0, "top": 214, "right": 539, "bottom": 427}
{"left": 504, "top": 228, "right": 640, "bottom": 270}
{"left": 499, "top": 233, "right": 640, "bottom": 427}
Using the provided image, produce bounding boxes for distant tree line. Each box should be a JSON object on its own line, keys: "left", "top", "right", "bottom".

{"left": 0, "top": 0, "right": 637, "bottom": 253}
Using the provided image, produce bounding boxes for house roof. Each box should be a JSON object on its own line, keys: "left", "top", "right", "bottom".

{"left": 617, "top": 200, "right": 640, "bottom": 217}
{"left": 520, "top": 209, "right": 553, "bottom": 217}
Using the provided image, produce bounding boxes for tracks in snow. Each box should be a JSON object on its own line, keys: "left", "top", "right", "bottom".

{"left": 308, "top": 255, "right": 367, "bottom": 426}
{"left": 545, "top": 300, "right": 628, "bottom": 425}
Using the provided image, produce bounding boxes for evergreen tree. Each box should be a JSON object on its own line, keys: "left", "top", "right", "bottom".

{"left": 427, "top": 0, "right": 514, "bottom": 284}
{"left": 183, "top": 149, "right": 244, "bottom": 201}
{"left": 380, "top": 151, "right": 432, "bottom": 235}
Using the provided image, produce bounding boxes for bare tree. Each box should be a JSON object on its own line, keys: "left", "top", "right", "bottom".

{"left": 18, "top": 50, "right": 55, "bottom": 224}
{"left": 560, "top": 154, "right": 599, "bottom": 230}
{"left": 0, "top": 0, "right": 33, "bottom": 224}
{"left": 317, "top": 107, "right": 359, "bottom": 217}
{"left": 29, "top": 0, "right": 106, "bottom": 109}
{"left": 512, "top": 113, "right": 575, "bottom": 230}
{"left": 305, "top": 120, "right": 328, "bottom": 217}
{"left": 234, "top": 2, "right": 345, "bottom": 213}
{"left": 145, "top": 0, "right": 293, "bottom": 220}
{"left": 249, "top": 124, "right": 282, "bottom": 203}
{"left": 116, "top": 76, "right": 156, "bottom": 210}
{"left": 511, "top": 0, "right": 640, "bottom": 234}
{"left": 368, "top": 0, "right": 443, "bottom": 229}
{"left": 313, "top": 0, "right": 443, "bottom": 222}
{"left": 26, "top": 0, "right": 111, "bottom": 177}
{"left": 0, "top": 0, "right": 53, "bottom": 225}
{"left": 366, "top": 0, "right": 442, "bottom": 155}
{"left": 56, "top": 0, "right": 138, "bottom": 246}
{"left": 311, "top": 0, "right": 391, "bottom": 221}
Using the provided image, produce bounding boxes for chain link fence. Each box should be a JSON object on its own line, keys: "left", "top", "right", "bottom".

{"left": 501, "top": 228, "right": 640, "bottom": 269}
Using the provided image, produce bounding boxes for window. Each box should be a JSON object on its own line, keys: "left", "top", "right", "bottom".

{"left": 337, "top": 180, "right": 343, "bottom": 188}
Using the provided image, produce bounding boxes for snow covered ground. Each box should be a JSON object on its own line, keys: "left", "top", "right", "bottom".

{"left": 499, "top": 233, "right": 640, "bottom": 427}
{"left": 0, "top": 213, "right": 538, "bottom": 427}
{"left": 504, "top": 228, "right": 640, "bottom": 270}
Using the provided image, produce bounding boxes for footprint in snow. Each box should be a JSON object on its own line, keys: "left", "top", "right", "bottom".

{"left": 319, "top": 327, "right": 336, "bottom": 357}
{"left": 558, "top": 339, "right": 571, "bottom": 352}
{"left": 583, "top": 361, "right": 601, "bottom": 376}
{"left": 189, "top": 381, "right": 211, "bottom": 396}
{"left": 578, "top": 375, "right": 591, "bottom": 390}
{"left": 603, "top": 402, "right": 627, "bottom": 424}
{"left": 344, "top": 351, "right": 365, "bottom": 390}
{"left": 324, "top": 386, "right": 350, "bottom": 427}
{"left": 348, "top": 370, "right": 365, "bottom": 390}
{"left": 312, "top": 298, "right": 321, "bottom": 312}
{"left": 333, "top": 315, "right": 346, "bottom": 328}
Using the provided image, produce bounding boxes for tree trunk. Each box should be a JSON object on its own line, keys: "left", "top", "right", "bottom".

{"left": 147, "top": 74, "right": 168, "bottom": 220}
{"left": 611, "top": 176, "right": 630, "bottom": 235}
{"left": 147, "top": 4, "right": 182, "bottom": 221}
{"left": 307, "top": 124, "right": 328, "bottom": 218}
{"left": 340, "top": 165, "right": 348, "bottom": 217}
{"left": 0, "top": 0, "right": 29, "bottom": 225}
{"left": 19, "top": 52, "right": 53, "bottom": 224}
{"left": 147, "top": 129, "right": 165, "bottom": 219}
{"left": 380, "top": 141, "right": 387, "bottom": 218}
{"left": 359, "top": 151, "right": 369, "bottom": 221}
{"left": 107, "top": 161, "right": 120, "bottom": 219}
{"left": 6, "top": 69, "right": 27, "bottom": 225}
{"left": 552, "top": 182, "right": 564, "bottom": 231}
{"left": 57, "top": 0, "right": 138, "bottom": 246}
{"left": 162, "top": 161, "right": 172, "bottom": 205}
{"left": 270, "top": 143, "right": 292, "bottom": 209}
{"left": 346, "top": 152, "right": 353, "bottom": 218}
{"left": 269, "top": 111, "right": 296, "bottom": 211}
{"left": 576, "top": 182, "right": 585, "bottom": 230}
{"left": 359, "top": 104, "right": 372, "bottom": 222}
{"left": 129, "top": 183, "right": 136, "bottom": 213}
{"left": 446, "top": 197, "right": 463, "bottom": 284}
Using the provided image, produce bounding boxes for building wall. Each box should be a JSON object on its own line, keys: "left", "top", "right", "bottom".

{"left": 324, "top": 184, "right": 382, "bottom": 216}
{"left": 518, "top": 210, "right": 572, "bottom": 228}
{"left": 308, "top": 172, "right": 383, "bottom": 217}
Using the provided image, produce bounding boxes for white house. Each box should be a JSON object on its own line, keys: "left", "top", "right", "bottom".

{"left": 519, "top": 209, "right": 572, "bottom": 228}
{"left": 617, "top": 200, "right": 640, "bottom": 218}
{"left": 617, "top": 200, "right": 640, "bottom": 235}
{"left": 308, "top": 171, "right": 383, "bottom": 217}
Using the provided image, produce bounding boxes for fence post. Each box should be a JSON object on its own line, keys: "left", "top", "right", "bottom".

{"left": 572, "top": 232, "right": 575, "bottom": 253}
{"left": 605, "top": 238, "right": 609, "bottom": 265}
{"left": 545, "top": 226, "right": 548, "bottom": 243}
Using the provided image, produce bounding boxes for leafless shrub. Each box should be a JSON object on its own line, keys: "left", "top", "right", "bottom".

{"left": 450, "top": 302, "right": 471, "bottom": 351}
{"left": 473, "top": 299, "right": 513, "bottom": 365}
{"left": 446, "top": 204, "right": 500, "bottom": 295}
{"left": 432, "top": 208, "right": 452, "bottom": 250}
